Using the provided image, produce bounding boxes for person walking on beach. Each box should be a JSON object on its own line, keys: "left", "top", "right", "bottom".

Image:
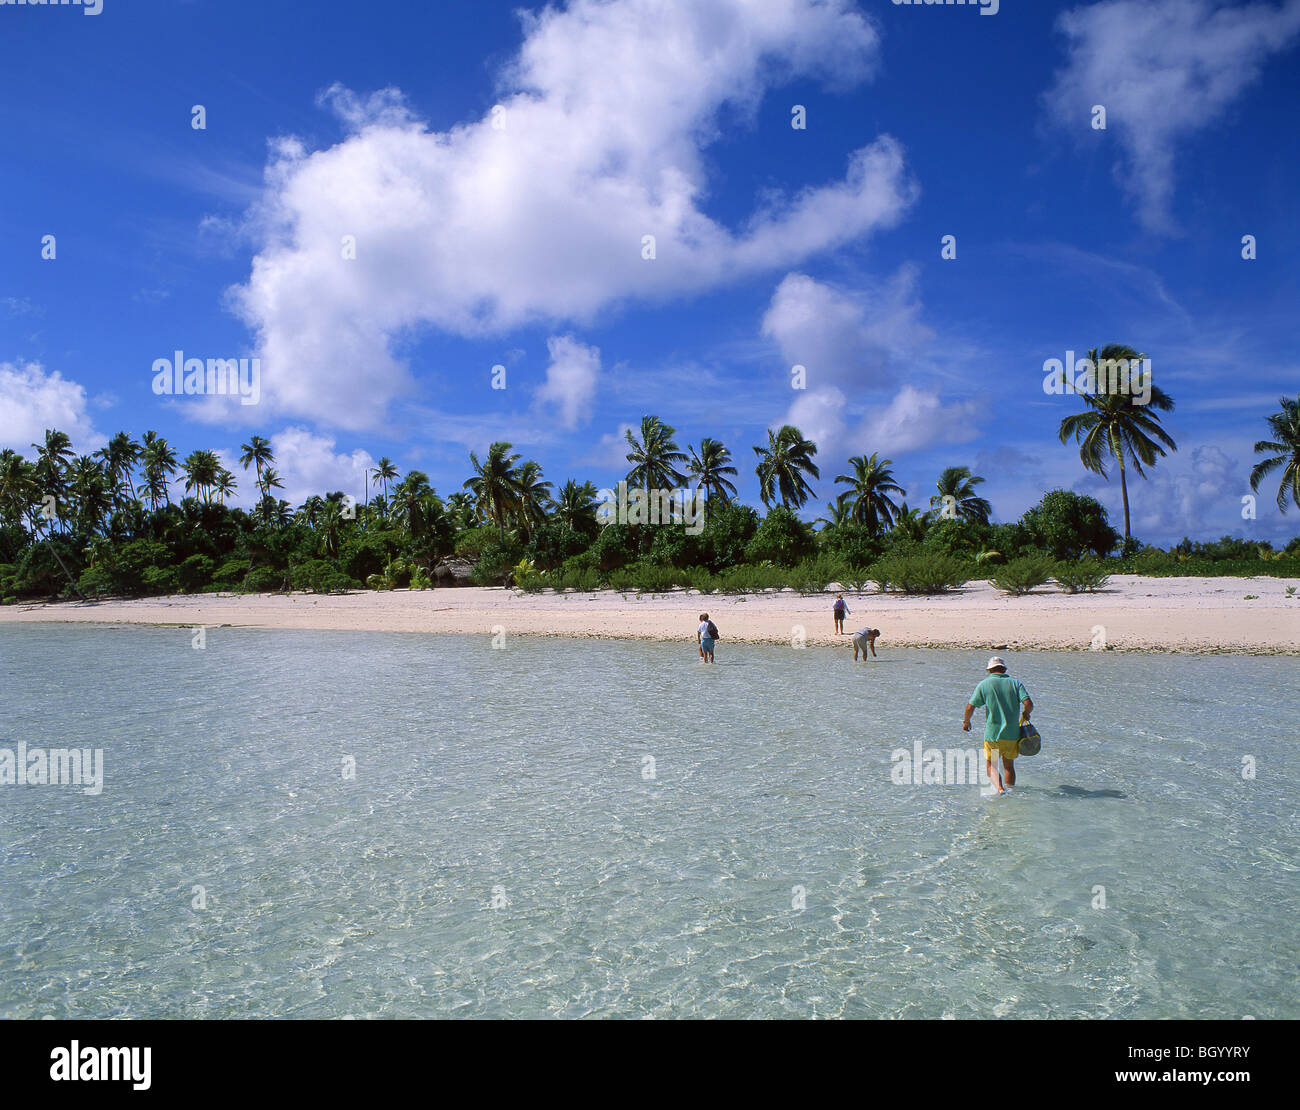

{"left": 962, "top": 656, "right": 1033, "bottom": 796}
{"left": 697, "top": 613, "right": 719, "bottom": 663}
{"left": 833, "top": 594, "right": 850, "bottom": 634}
{"left": 851, "top": 627, "right": 879, "bottom": 661}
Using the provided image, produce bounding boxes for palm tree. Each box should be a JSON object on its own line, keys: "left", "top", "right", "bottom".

{"left": 445, "top": 491, "right": 477, "bottom": 531}
{"left": 833, "top": 453, "right": 904, "bottom": 534}
{"left": 552, "top": 479, "right": 600, "bottom": 536}
{"left": 815, "top": 498, "right": 854, "bottom": 530}
{"left": 892, "top": 502, "right": 930, "bottom": 544}
{"left": 70, "top": 456, "right": 112, "bottom": 535}
{"left": 371, "top": 457, "right": 399, "bottom": 519}
{"left": 753, "top": 425, "right": 820, "bottom": 509}
{"left": 625, "top": 415, "right": 688, "bottom": 496}
{"left": 182, "top": 450, "right": 221, "bottom": 504}
{"left": 930, "top": 466, "right": 992, "bottom": 525}
{"left": 32, "top": 429, "right": 74, "bottom": 533}
{"left": 213, "top": 468, "right": 237, "bottom": 505}
{"left": 0, "top": 449, "right": 36, "bottom": 536}
{"left": 316, "top": 499, "right": 344, "bottom": 557}
{"left": 513, "top": 460, "right": 552, "bottom": 542}
{"left": 2, "top": 445, "right": 85, "bottom": 598}
{"left": 140, "top": 432, "right": 179, "bottom": 511}
{"left": 465, "top": 443, "right": 522, "bottom": 542}
{"left": 687, "top": 438, "right": 738, "bottom": 504}
{"left": 96, "top": 431, "right": 141, "bottom": 509}
{"left": 1057, "top": 344, "right": 1176, "bottom": 545}
{"left": 239, "top": 436, "right": 275, "bottom": 498}
{"left": 1250, "top": 395, "right": 1300, "bottom": 514}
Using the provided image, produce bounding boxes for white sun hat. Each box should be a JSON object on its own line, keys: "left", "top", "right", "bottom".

{"left": 986, "top": 656, "right": 1006, "bottom": 671}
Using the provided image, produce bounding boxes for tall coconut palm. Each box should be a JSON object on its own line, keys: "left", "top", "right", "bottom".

{"left": 815, "top": 498, "right": 854, "bottom": 530}
{"left": 0, "top": 449, "right": 36, "bottom": 534}
{"left": 552, "top": 479, "right": 600, "bottom": 537}
{"left": 687, "top": 438, "right": 738, "bottom": 504}
{"left": 2, "top": 445, "right": 84, "bottom": 598}
{"left": 140, "top": 432, "right": 179, "bottom": 510}
{"left": 182, "top": 450, "right": 221, "bottom": 504}
{"left": 513, "top": 460, "right": 553, "bottom": 542}
{"left": 213, "top": 468, "right": 237, "bottom": 505}
{"left": 464, "top": 443, "right": 521, "bottom": 542}
{"left": 31, "top": 429, "right": 74, "bottom": 533}
{"left": 445, "top": 491, "right": 477, "bottom": 531}
{"left": 930, "top": 466, "right": 992, "bottom": 524}
{"left": 1057, "top": 344, "right": 1176, "bottom": 545}
{"left": 1250, "top": 395, "right": 1300, "bottom": 514}
{"left": 754, "top": 425, "right": 819, "bottom": 509}
{"left": 625, "top": 416, "right": 688, "bottom": 500}
{"left": 239, "top": 436, "right": 275, "bottom": 498}
{"left": 96, "top": 431, "right": 141, "bottom": 508}
{"left": 70, "top": 456, "right": 112, "bottom": 535}
{"left": 892, "top": 502, "right": 930, "bottom": 545}
{"left": 371, "top": 457, "right": 399, "bottom": 519}
{"left": 833, "top": 453, "right": 904, "bottom": 534}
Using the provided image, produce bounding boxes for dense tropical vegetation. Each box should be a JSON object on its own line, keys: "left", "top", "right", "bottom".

{"left": 2, "top": 386, "right": 1298, "bottom": 603}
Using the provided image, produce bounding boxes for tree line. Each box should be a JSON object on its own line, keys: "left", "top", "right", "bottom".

{"left": 1, "top": 362, "right": 1297, "bottom": 600}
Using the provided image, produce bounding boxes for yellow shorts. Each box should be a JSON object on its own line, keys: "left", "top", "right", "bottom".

{"left": 984, "top": 739, "right": 1020, "bottom": 761}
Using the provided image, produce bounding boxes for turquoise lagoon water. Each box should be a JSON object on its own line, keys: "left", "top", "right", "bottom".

{"left": 0, "top": 624, "right": 1296, "bottom": 1019}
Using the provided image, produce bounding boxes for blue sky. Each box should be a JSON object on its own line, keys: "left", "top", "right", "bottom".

{"left": 2, "top": 0, "right": 1298, "bottom": 545}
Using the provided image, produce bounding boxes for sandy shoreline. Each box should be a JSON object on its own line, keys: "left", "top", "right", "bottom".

{"left": 1, "top": 575, "right": 1297, "bottom": 654}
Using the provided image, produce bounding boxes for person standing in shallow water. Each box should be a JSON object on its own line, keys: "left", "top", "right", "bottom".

{"left": 963, "top": 656, "right": 1033, "bottom": 796}
{"left": 696, "top": 613, "right": 719, "bottom": 663}
{"left": 851, "top": 627, "right": 879, "bottom": 661}
{"left": 833, "top": 594, "right": 849, "bottom": 634}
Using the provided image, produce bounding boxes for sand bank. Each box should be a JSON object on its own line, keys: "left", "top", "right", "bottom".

{"left": 1, "top": 576, "right": 1297, "bottom": 654}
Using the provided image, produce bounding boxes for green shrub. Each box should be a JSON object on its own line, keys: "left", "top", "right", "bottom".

{"left": 471, "top": 541, "right": 524, "bottom": 586}
{"left": 244, "top": 567, "right": 283, "bottom": 593}
{"left": 341, "top": 534, "right": 395, "bottom": 582}
{"left": 77, "top": 565, "right": 117, "bottom": 598}
{"left": 988, "top": 556, "right": 1057, "bottom": 596}
{"left": 791, "top": 554, "right": 842, "bottom": 595}
{"left": 141, "top": 565, "right": 179, "bottom": 595}
{"left": 176, "top": 554, "right": 215, "bottom": 593}
{"left": 701, "top": 501, "right": 759, "bottom": 571}
{"left": 689, "top": 567, "right": 721, "bottom": 594}
{"left": 212, "top": 559, "right": 250, "bottom": 587}
{"left": 744, "top": 506, "right": 816, "bottom": 566}
{"left": 292, "top": 559, "right": 353, "bottom": 593}
{"left": 841, "top": 564, "right": 872, "bottom": 595}
{"left": 589, "top": 523, "right": 638, "bottom": 572}
{"left": 512, "top": 558, "right": 544, "bottom": 592}
{"left": 872, "top": 554, "right": 970, "bottom": 595}
{"left": 1052, "top": 559, "right": 1111, "bottom": 594}
{"left": 1020, "top": 489, "right": 1119, "bottom": 560}
{"left": 454, "top": 526, "right": 500, "bottom": 560}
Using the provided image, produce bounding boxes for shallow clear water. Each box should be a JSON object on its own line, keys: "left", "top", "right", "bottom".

{"left": 0, "top": 624, "right": 1296, "bottom": 1019}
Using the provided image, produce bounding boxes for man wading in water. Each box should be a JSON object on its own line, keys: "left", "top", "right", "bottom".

{"left": 962, "top": 656, "right": 1033, "bottom": 796}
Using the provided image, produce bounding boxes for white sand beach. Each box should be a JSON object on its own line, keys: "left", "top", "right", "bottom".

{"left": 1, "top": 575, "right": 1297, "bottom": 653}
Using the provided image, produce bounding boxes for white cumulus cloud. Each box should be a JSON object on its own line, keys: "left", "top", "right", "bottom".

{"left": 1046, "top": 0, "right": 1300, "bottom": 232}
{"left": 535, "top": 335, "right": 601, "bottom": 429}
{"left": 230, "top": 0, "right": 915, "bottom": 430}
{"left": 0, "top": 361, "right": 100, "bottom": 453}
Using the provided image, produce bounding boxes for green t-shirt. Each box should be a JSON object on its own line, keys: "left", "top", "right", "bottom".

{"left": 970, "top": 673, "right": 1030, "bottom": 741}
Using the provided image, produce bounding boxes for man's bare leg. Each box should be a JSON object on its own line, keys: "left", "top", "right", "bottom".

{"left": 1003, "top": 757, "right": 1016, "bottom": 788}
{"left": 986, "top": 756, "right": 1006, "bottom": 795}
